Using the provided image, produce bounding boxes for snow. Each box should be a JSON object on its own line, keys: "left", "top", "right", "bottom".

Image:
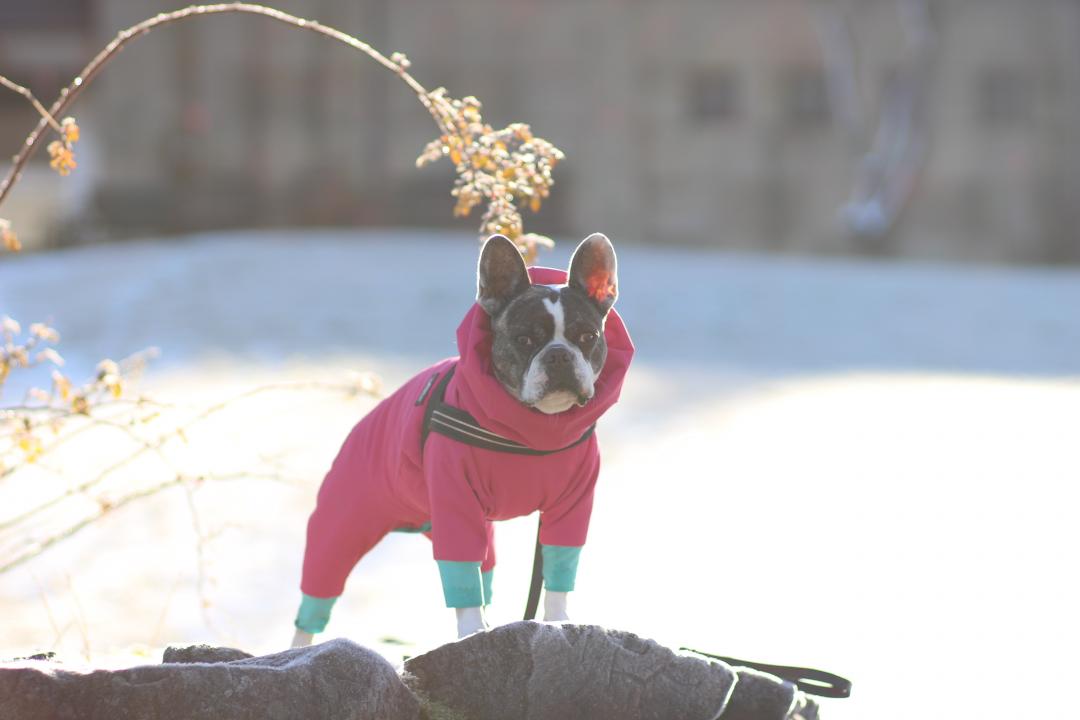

{"left": 1, "top": 229, "right": 1078, "bottom": 719}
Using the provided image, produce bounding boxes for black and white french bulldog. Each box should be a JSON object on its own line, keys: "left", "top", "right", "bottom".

{"left": 291, "top": 233, "right": 623, "bottom": 647}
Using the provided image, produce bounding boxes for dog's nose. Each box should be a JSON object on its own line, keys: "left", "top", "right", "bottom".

{"left": 543, "top": 346, "right": 573, "bottom": 367}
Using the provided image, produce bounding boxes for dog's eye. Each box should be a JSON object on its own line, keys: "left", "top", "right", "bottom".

{"left": 516, "top": 335, "right": 534, "bottom": 349}
{"left": 579, "top": 330, "right": 599, "bottom": 344}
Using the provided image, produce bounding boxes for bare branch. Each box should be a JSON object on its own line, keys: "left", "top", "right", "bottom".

{"left": 0, "top": 379, "right": 368, "bottom": 531}
{"left": 0, "top": 3, "right": 441, "bottom": 213}
{"left": 0, "top": 3, "right": 562, "bottom": 259}
{"left": 0, "top": 75, "right": 64, "bottom": 134}
{"left": 0, "top": 470, "right": 304, "bottom": 576}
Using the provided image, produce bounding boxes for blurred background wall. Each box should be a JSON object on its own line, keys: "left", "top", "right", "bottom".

{"left": 2, "top": 0, "right": 1079, "bottom": 263}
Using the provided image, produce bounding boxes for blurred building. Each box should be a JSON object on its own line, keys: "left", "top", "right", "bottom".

{"left": 1, "top": 0, "right": 1079, "bottom": 263}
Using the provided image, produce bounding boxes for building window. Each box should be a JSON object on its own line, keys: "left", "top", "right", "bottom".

{"left": 783, "top": 68, "right": 830, "bottom": 129}
{"left": 689, "top": 68, "right": 739, "bottom": 124}
{"left": 977, "top": 68, "right": 1031, "bottom": 128}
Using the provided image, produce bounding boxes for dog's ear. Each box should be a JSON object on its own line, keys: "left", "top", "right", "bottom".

{"left": 568, "top": 233, "right": 618, "bottom": 316}
{"left": 477, "top": 234, "right": 531, "bottom": 317}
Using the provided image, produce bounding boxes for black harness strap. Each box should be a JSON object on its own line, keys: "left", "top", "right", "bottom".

{"left": 417, "top": 362, "right": 594, "bottom": 621}
{"left": 420, "top": 364, "right": 594, "bottom": 456}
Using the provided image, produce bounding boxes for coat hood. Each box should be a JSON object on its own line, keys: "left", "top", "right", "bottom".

{"left": 450, "top": 266, "right": 634, "bottom": 451}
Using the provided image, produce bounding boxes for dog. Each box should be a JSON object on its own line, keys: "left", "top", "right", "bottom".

{"left": 292, "top": 233, "right": 633, "bottom": 647}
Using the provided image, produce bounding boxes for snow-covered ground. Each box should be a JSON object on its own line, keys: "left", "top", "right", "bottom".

{"left": 2, "top": 230, "right": 1078, "bottom": 720}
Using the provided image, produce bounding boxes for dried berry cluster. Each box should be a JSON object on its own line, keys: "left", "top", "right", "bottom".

{"left": 46, "top": 116, "right": 80, "bottom": 177}
{"left": 0, "top": 115, "right": 79, "bottom": 252}
{"left": 1, "top": 316, "right": 141, "bottom": 468}
{"left": 0, "top": 218, "right": 17, "bottom": 252}
{"left": 417, "top": 89, "right": 564, "bottom": 263}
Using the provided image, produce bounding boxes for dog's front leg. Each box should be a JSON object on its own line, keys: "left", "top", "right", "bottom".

{"left": 455, "top": 606, "right": 489, "bottom": 638}
{"left": 291, "top": 629, "right": 314, "bottom": 648}
{"left": 543, "top": 590, "right": 570, "bottom": 622}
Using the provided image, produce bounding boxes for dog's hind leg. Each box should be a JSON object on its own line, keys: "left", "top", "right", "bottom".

{"left": 295, "top": 455, "right": 402, "bottom": 641}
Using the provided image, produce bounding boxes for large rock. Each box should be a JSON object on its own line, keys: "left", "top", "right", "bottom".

{"left": 3, "top": 624, "right": 824, "bottom": 719}
{"left": 404, "top": 621, "right": 741, "bottom": 720}
{"left": 0, "top": 638, "right": 421, "bottom": 720}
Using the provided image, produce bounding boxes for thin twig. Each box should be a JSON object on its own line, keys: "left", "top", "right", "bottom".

{"left": 1, "top": 396, "right": 171, "bottom": 416}
{"left": 0, "top": 3, "right": 445, "bottom": 211}
{"left": 183, "top": 482, "right": 222, "bottom": 637}
{"left": 0, "top": 470, "right": 303, "bottom": 575}
{"left": 148, "top": 575, "right": 184, "bottom": 648}
{"left": 0, "top": 414, "right": 145, "bottom": 481}
{"left": 0, "top": 400, "right": 169, "bottom": 481}
{"left": 0, "top": 379, "right": 364, "bottom": 528}
{"left": 31, "top": 572, "right": 63, "bottom": 645}
{"left": 0, "top": 76, "right": 64, "bottom": 134}
{"left": 65, "top": 574, "right": 91, "bottom": 661}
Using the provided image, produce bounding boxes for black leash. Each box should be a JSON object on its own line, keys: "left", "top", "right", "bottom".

{"left": 417, "top": 363, "right": 590, "bottom": 621}
{"left": 523, "top": 521, "right": 544, "bottom": 621}
{"left": 681, "top": 648, "right": 852, "bottom": 699}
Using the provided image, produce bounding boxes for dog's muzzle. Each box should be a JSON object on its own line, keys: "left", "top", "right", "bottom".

{"left": 540, "top": 346, "right": 591, "bottom": 405}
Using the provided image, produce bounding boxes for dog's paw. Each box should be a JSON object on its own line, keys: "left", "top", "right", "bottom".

{"left": 542, "top": 590, "right": 569, "bottom": 622}
{"left": 455, "top": 606, "right": 489, "bottom": 638}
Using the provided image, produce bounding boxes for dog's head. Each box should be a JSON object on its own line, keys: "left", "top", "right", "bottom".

{"left": 477, "top": 233, "right": 618, "bottom": 414}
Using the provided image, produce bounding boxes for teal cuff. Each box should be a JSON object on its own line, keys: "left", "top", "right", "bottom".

{"left": 437, "top": 560, "right": 484, "bottom": 607}
{"left": 392, "top": 521, "right": 432, "bottom": 534}
{"left": 482, "top": 569, "right": 494, "bottom": 606}
{"left": 295, "top": 593, "right": 338, "bottom": 634}
{"left": 541, "top": 545, "right": 581, "bottom": 592}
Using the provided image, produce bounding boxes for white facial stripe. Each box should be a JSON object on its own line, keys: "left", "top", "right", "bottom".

{"left": 519, "top": 298, "right": 558, "bottom": 408}
{"left": 543, "top": 297, "right": 566, "bottom": 345}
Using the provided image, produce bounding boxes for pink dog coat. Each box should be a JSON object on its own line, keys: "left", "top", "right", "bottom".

{"left": 296, "top": 266, "right": 634, "bottom": 632}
